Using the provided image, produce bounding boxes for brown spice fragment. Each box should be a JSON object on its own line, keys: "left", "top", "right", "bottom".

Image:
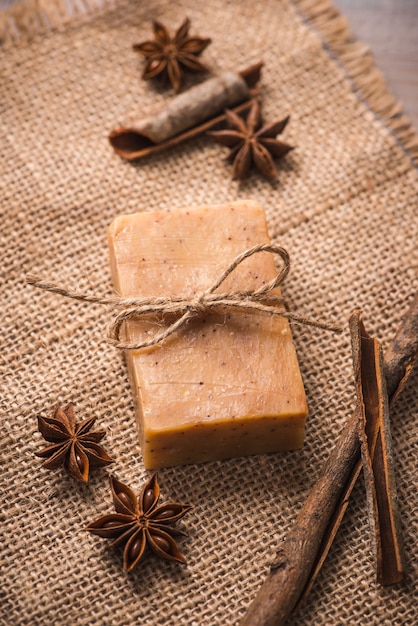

{"left": 239, "top": 293, "right": 418, "bottom": 626}
{"left": 350, "top": 310, "right": 404, "bottom": 585}
{"left": 384, "top": 297, "right": 418, "bottom": 401}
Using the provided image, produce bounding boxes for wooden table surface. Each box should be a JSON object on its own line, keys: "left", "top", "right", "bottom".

{"left": 334, "top": 0, "right": 418, "bottom": 129}
{"left": 1, "top": 0, "right": 417, "bottom": 129}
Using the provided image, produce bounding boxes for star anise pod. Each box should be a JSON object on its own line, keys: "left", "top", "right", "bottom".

{"left": 86, "top": 474, "right": 193, "bottom": 571}
{"left": 35, "top": 403, "right": 114, "bottom": 483}
{"left": 133, "top": 17, "right": 211, "bottom": 92}
{"left": 208, "top": 99, "right": 294, "bottom": 180}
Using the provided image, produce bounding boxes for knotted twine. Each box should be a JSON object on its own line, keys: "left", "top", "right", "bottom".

{"left": 26, "top": 244, "right": 341, "bottom": 350}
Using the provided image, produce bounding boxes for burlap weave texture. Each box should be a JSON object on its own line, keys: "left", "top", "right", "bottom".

{"left": 1, "top": 0, "right": 417, "bottom": 624}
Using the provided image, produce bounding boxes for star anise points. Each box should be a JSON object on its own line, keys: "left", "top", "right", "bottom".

{"left": 86, "top": 474, "right": 193, "bottom": 571}
{"left": 133, "top": 17, "right": 211, "bottom": 92}
{"left": 208, "top": 99, "right": 294, "bottom": 179}
{"left": 36, "top": 403, "right": 114, "bottom": 483}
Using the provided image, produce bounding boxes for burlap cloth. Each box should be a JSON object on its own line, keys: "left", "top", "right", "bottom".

{"left": 1, "top": 0, "right": 417, "bottom": 624}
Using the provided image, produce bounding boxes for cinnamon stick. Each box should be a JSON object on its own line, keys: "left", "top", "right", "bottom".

{"left": 109, "top": 63, "right": 262, "bottom": 160}
{"left": 350, "top": 310, "right": 404, "bottom": 585}
{"left": 293, "top": 304, "right": 416, "bottom": 606}
{"left": 240, "top": 293, "right": 418, "bottom": 626}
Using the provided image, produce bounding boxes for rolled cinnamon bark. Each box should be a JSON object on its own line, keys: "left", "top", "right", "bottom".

{"left": 109, "top": 63, "right": 262, "bottom": 160}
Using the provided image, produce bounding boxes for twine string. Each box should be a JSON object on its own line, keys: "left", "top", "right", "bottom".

{"left": 26, "top": 243, "right": 342, "bottom": 350}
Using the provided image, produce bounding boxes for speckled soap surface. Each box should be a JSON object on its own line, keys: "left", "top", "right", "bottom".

{"left": 108, "top": 200, "right": 308, "bottom": 468}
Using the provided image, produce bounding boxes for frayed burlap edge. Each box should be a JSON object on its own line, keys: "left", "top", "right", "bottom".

{"left": 0, "top": 0, "right": 116, "bottom": 43}
{"left": 2, "top": 0, "right": 418, "bottom": 166}
{"left": 292, "top": 0, "right": 418, "bottom": 164}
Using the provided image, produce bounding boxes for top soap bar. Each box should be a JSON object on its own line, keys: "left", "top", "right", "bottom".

{"left": 108, "top": 200, "right": 308, "bottom": 468}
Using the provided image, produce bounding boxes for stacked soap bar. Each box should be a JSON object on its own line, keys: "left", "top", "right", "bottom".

{"left": 108, "top": 200, "right": 308, "bottom": 468}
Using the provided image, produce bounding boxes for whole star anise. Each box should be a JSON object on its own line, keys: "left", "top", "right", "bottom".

{"left": 132, "top": 17, "right": 211, "bottom": 92}
{"left": 208, "top": 99, "right": 294, "bottom": 179}
{"left": 86, "top": 474, "right": 193, "bottom": 571}
{"left": 35, "top": 403, "right": 114, "bottom": 483}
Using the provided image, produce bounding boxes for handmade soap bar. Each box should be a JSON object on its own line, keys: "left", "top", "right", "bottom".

{"left": 108, "top": 200, "right": 308, "bottom": 468}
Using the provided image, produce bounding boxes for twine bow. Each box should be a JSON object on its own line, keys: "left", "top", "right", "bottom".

{"left": 26, "top": 243, "right": 341, "bottom": 350}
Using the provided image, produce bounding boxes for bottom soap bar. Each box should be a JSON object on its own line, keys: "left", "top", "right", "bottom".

{"left": 108, "top": 200, "right": 308, "bottom": 468}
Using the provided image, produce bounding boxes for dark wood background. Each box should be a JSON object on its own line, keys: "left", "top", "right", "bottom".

{"left": 1, "top": 0, "right": 417, "bottom": 128}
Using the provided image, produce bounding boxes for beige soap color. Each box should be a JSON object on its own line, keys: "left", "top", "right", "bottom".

{"left": 108, "top": 201, "right": 308, "bottom": 468}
